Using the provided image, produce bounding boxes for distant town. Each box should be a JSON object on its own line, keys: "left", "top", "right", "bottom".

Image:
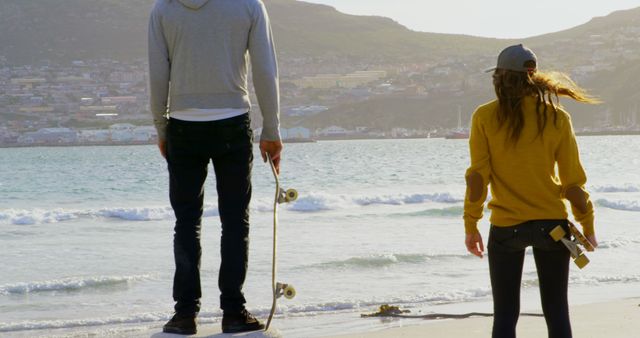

{"left": 2, "top": 24, "right": 640, "bottom": 147}
{"left": 0, "top": 58, "right": 451, "bottom": 147}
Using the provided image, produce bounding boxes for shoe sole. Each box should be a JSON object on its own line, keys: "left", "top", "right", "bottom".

{"left": 222, "top": 324, "right": 265, "bottom": 333}
{"left": 162, "top": 327, "right": 197, "bottom": 335}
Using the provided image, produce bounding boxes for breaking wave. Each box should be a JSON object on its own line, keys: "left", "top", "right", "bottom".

{"left": 0, "top": 312, "right": 168, "bottom": 333}
{"left": 0, "top": 275, "right": 152, "bottom": 296}
{"left": 592, "top": 184, "right": 640, "bottom": 193}
{"left": 596, "top": 199, "right": 640, "bottom": 212}
{"left": 0, "top": 191, "right": 462, "bottom": 225}
{"left": 0, "top": 205, "right": 219, "bottom": 225}
{"left": 306, "top": 253, "right": 472, "bottom": 270}
{"left": 570, "top": 274, "right": 640, "bottom": 285}
{"left": 391, "top": 206, "right": 463, "bottom": 218}
{"left": 288, "top": 192, "right": 462, "bottom": 213}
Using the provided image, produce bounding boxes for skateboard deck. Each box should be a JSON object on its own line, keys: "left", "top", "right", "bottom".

{"left": 265, "top": 155, "right": 297, "bottom": 331}
{"left": 549, "top": 221, "right": 594, "bottom": 269}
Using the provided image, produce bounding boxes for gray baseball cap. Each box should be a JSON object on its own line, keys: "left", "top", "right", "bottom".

{"left": 486, "top": 44, "right": 537, "bottom": 73}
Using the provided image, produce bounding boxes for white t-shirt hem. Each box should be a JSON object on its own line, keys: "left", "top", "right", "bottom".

{"left": 170, "top": 108, "right": 247, "bottom": 122}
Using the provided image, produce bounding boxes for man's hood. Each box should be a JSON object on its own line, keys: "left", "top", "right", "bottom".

{"left": 177, "top": 0, "right": 210, "bottom": 10}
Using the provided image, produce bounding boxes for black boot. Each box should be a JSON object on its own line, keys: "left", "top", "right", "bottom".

{"left": 163, "top": 313, "right": 197, "bottom": 335}
{"left": 222, "top": 309, "right": 265, "bottom": 333}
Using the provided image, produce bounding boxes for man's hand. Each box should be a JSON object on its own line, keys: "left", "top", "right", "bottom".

{"left": 158, "top": 139, "right": 167, "bottom": 159}
{"left": 465, "top": 232, "right": 485, "bottom": 258}
{"left": 260, "top": 140, "right": 283, "bottom": 174}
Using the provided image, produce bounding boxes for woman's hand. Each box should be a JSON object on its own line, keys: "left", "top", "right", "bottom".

{"left": 585, "top": 234, "right": 598, "bottom": 251}
{"left": 465, "top": 232, "right": 485, "bottom": 258}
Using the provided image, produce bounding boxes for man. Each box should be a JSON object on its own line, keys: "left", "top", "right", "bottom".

{"left": 148, "top": 0, "right": 282, "bottom": 334}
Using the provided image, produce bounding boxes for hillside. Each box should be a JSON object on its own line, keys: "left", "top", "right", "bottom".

{"left": 266, "top": 0, "right": 504, "bottom": 61}
{"left": 1, "top": 0, "right": 635, "bottom": 66}
{"left": 529, "top": 7, "right": 640, "bottom": 42}
{"left": 0, "top": 0, "right": 503, "bottom": 65}
{"left": 289, "top": 6, "right": 640, "bottom": 129}
{"left": 0, "top": 0, "right": 153, "bottom": 64}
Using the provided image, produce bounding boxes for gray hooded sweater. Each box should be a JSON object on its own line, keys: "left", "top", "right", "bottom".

{"left": 148, "top": 0, "right": 280, "bottom": 141}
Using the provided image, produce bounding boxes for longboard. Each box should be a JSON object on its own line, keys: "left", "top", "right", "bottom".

{"left": 265, "top": 155, "right": 297, "bottom": 331}
{"left": 549, "top": 221, "right": 594, "bottom": 269}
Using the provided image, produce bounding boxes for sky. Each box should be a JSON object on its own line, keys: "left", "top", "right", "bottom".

{"left": 300, "top": 0, "right": 640, "bottom": 39}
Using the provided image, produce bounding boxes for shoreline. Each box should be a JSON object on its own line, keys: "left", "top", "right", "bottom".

{"left": 2, "top": 293, "right": 638, "bottom": 337}
{"left": 322, "top": 297, "right": 640, "bottom": 338}
{"left": 2, "top": 132, "right": 640, "bottom": 149}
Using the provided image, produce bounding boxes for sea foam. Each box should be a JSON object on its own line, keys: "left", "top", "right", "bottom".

{"left": 596, "top": 199, "right": 640, "bottom": 212}
{"left": 0, "top": 312, "right": 168, "bottom": 333}
{"left": 0, "top": 191, "right": 462, "bottom": 224}
{"left": 0, "top": 205, "right": 220, "bottom": 225}
{"left": 592, "top": 184, "right": 640, "bottom": 193}
{"left": 0, "top": 275, "right": 152, "bottom": 296}
{"left": 354, "top": 192, "right": 461, "bottom": 205}
{"left": 287, "top": 192, "right": 462, "bottom": 213}
{"left": 0, "top": 209, "right": 78, "bottom": 225}
{"left": 570, "top": 274, "right": 640, "bottom": 285}
{"left": 306, "top": 253, "right": 471, "bottom": 270}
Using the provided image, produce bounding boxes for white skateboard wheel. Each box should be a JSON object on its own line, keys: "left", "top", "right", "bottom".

{"left": 285, "top": 189, "right": 298, "bottom": 202}
{"left": 283, "top": 285, "right": 296, "bottom": 299}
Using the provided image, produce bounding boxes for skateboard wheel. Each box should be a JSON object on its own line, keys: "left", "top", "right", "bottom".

{"left": 283, "top": 285, "right": 296, "bottom": 299}
{"left": 549, "top": 226, "right": 566, "bottom": 242}
{"left": 574, "top": 254, "right": 589, "bottom": 269}
{"left": 285, "top": 189, "right": 298, "bottom": 202}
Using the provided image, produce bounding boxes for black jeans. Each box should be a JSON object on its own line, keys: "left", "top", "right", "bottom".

{"left": 166, "top": 114, "right": 253, "bottom": 315}
{"left": 488, "top": 220, "right": 572, "bottom": 338}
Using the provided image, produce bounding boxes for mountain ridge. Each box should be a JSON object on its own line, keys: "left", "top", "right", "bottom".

{"left": 0, "top": 0, "right": 540, "bottom": 64}
{"left": 0, "top": 1, "right": 636, "bottom": 64}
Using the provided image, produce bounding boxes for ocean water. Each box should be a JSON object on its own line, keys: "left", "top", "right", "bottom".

{"left": 1, "top": 137, "right": 639, "bottom": 337}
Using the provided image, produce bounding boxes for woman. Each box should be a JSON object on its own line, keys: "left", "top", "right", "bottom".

{"left": 463, "top": 44, "right": 598, "bottom": 338}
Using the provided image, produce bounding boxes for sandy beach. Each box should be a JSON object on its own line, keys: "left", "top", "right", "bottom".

{"left": 323, "top": 298, "right": 640, "bottom": 338}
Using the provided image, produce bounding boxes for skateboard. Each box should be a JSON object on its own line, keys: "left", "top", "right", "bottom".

{"left": 265, "top": 155, "right": 297, "bottom": 331}
{"left": 549, "top": 221, "right": 595, "bottom": 269}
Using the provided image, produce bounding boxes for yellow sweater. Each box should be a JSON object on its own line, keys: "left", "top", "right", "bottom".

{"left": 464, "top": 96, "right": 595, "bottom": 236}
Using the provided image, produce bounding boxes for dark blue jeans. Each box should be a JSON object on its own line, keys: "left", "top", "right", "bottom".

{"left": 166, "top": 114, "right": 253, "bottom": 315}
{"left": 488, "top": 220, "right": 572, "bottom": 338}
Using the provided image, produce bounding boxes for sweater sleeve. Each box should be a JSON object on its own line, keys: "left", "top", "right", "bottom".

{"left": 556, "top": 114, "right": 595, "bottom": 236}
{"left": 249, "top": 0, "right": 281, "bottom": 141}
{"left": 147, "top": 5, "right": 170, "bottom": 142}
{"left": 463, "top": 111, "right": 491, "bottom": 234}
